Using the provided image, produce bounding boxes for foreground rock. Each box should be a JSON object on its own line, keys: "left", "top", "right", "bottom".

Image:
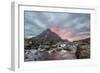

{"left": 24, "top": 42, "right": 78, "bottom": 61}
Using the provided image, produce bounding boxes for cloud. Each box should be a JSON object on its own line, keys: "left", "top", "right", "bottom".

{"left": 24, "top": 11, "right": 90, "bottom": 41}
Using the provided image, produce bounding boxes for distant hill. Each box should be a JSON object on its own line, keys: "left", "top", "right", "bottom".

{"left": 73, "top": 38, "right": 90, "bottom": 45}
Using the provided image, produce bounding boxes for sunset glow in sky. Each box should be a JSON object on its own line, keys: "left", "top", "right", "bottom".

{"left": 24, "top": 11, "right": 90, "bottom": 41}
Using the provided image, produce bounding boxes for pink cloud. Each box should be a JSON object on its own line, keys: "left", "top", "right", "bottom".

{"left": 50, "top": 25, "right": 89, "bottom": 42}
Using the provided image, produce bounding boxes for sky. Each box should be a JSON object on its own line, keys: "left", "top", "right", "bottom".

{"left": 24, "top": 11, "right": 90, "bottom": 41}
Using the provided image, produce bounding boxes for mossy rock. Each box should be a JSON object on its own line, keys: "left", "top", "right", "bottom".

{"left": 76, "top": 45, "right": 90, "bottom": 59}
{"left": 79, "top": 49, "right": 90, "bottom": 58}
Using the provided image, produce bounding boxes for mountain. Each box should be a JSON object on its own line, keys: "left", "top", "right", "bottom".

{"left": 73, "top": 37, "right": 90, "bottom": 45}
{"left": 31, "top": 29, "right": 69, "bottom": 42}
{"left": 35, "top": 29, "right": 62, "bottom": 40}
